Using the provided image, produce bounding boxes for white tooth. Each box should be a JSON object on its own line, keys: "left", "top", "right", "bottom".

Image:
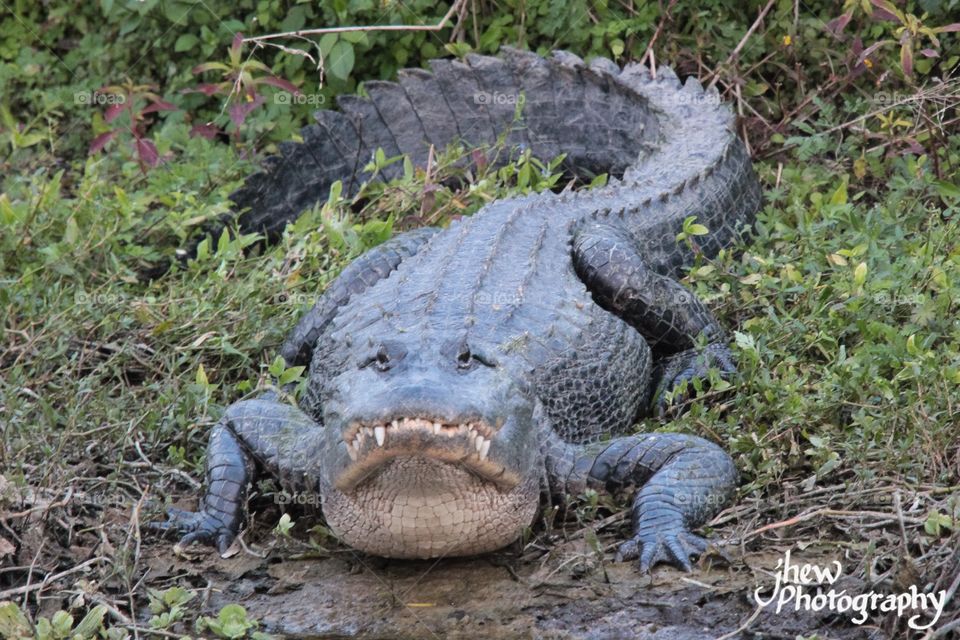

{"left": 375, "top": 426, "right": 386, "bottom": 446}
{"left": 354, "top": 435, "right": 362, "bottom": 450}
{"left": 363, "top": 427, "right": 373, "bottom": 438}
{"left": 347, "top": 444, "right": 358, "bottom": 461}
{"left": 391, "top": 420, "right": 399, "bottom": 430}
{"left": 433, "top": 422, "right": 442, "bottom": 435}
{"left": 479, "top": 439, "right": 491, "bottom": 461}
{"left": 475, "top": 435, "right": 484, "bottom": 452}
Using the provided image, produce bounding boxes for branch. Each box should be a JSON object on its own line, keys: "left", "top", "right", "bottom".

{"left": 242, "top": 0, "right": 466, "bottom": 46}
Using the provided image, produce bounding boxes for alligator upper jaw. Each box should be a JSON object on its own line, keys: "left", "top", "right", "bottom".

{"left": 334, "top": 417, "right": 519, "bottom": 492}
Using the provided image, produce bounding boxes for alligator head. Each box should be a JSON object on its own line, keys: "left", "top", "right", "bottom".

{"left": 313, "top": 337, "right": 542, "bottom": 559}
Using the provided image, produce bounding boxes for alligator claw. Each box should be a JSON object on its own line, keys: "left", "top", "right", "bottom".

{"left": 614, "top": 528, "right": 711, "bottom": 573}
{"left": 655, "top": 343, "right": 736, "bottom": 417}
{"left": 147, "top": 507, "right": 236, "bottom": 554}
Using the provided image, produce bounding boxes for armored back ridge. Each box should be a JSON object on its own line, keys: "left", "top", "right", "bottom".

{"left": 153, "top": 48, "right": 762, "bottom": 572}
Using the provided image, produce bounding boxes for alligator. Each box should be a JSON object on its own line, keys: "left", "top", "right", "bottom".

{"left": 152, "top": 47, "right": 762, "bottom": 572}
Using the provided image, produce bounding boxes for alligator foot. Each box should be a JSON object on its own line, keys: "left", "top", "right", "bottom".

{"left": 148, "top": 506, "right": 237, "bottom": 554}
{"left": 614, "top": 525, "right": 710, "bottom": 573}
{"left": 655, "top": 342, "right": 736, "bottom": 417}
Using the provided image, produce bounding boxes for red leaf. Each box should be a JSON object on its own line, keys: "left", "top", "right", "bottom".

{"left": 869, "top": 0, "right": 900, "bottom": 22}
{"left": 900, "top": 42, "right": 913, "bottom": 76}
{"left": 135, "top": 138, "right": 160, "bottom": 167}
{"left": 920, "top": 48, "right": 939, "bottom": 58}
{"left": 259, "top": 75, "right": 301, "bottom": 95}
{"left": 935, "top": 23, "right": 960, "bottom": 32}
{"left": 104, "top": 102, "right": 126, "bottom": 123}
{"left": 825, "top": 12, "right": 852, "bottom": 37}
{"left": 190, "top": 122, "right": 221, "bottom": 140}
{"left": 857, "top": 40, "right": 888, "bottom": 66}
{"left": 183, "top": 83, "right": 225, "bottom": 97}
{"left": 141, "top": 100, "right": 177, "bottom": 114}
{"left": 88, "top": 130, "right": 117, "bottom": 154}
{"left": 228, "top": 93, "right": 265, "bottom": 127}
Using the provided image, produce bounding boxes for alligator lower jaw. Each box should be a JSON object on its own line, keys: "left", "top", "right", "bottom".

{"left": 335, "top": 417, "right": 518, "bottom": 492}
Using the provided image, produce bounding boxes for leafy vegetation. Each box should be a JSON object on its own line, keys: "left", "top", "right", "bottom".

{"left": 1, "top": 0, "right": 958, "bottom": 637}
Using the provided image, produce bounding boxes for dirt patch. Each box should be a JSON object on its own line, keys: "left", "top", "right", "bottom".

{"left": 143, "top": 540, "right": 889, "bottom": 639}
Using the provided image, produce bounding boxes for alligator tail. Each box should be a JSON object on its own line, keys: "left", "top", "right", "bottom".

{"left": 227, "top": 47, "right": 760, "bottom": 263}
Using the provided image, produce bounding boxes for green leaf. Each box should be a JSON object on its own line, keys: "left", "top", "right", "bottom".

{"left": 829, "top": 177, "right": 848, "bottom": 205}
{"left": 278, "top": 366, "right": 305, "bottom": 385}
{"left": 853, "top": 262, "right": 868, "bottom": 286}
{"left": 268, "top": 355, "right": 286, "bottom": 378}
{"left": 0, "top": 601, "right": 33, "bottom": 640}
{"left": 327, "top": 40, "right": 355, "bottom": 81}
{"left": 175, "top": 34, "right": 199, "bottom": 52}
{"left": 934, "top": 180, "right": 960, "bottom": 200}
{"left": 73, "top": 605, "right": 108, "bottom": 638}
{"left": 196, "top": 363, "right": 209, "bottom": 386}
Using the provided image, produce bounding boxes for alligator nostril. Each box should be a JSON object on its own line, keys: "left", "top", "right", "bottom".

{"left": 457, "top": 347, "right": 472, "bottom": 369}
{"left": 376, "top": 345, "right": 391, "bottom": 371}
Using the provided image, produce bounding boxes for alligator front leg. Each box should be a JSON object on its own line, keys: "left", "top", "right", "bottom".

{"left": 546, "top": 431, "right": 737, "bottom": 572}
{"left": 572, "top": 220, "right": 736, "bottom": 413}
{"left": 149, "top": 396, "right": 321, "bottom": 553}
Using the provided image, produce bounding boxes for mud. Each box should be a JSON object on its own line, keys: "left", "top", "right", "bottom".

{"left": 145, "top": 538, "right": 888, "bottom": 639}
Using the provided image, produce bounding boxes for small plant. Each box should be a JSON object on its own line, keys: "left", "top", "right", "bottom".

{"left": 147, "top": 586, "right": 195, "bottom": 630}
{"left": 88, "top": 80, "right": 177, "bottom": 173}
{"left": 0, "top": 601, "right": 108, "bottom": 640}
{"left": 186, "top": 33, "right": 300, "bottom": 144}
{"left": 196, "top": 603, "right": 272, "bottom": 640}
{"left": 273, "top": 512, "right": 295, "bottom": 538}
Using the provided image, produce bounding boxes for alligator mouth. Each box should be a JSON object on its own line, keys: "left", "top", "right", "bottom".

{"left": 336, "top": 417, "right": 517, "bottom": 492}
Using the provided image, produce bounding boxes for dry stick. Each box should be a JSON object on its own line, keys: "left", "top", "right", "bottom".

{"left": 638, "top": 0, "right": 678, "bottom": 70}
{"left": 0, "top": 557, "right": 104, "bottom": 599}
{"left": 744, "top": 507, "right": 925, "bottom": 542}
{"left": 713, "top": 602, "right": 763, "bottom": 640}
{"left": 242, "top": 0, "right": 466, "bottom": 45}
{"left": 707, "top": 0, "right": 776, "bottom": 90}
{"left": 923, "top": 568, "right": 960, "bottom": 640}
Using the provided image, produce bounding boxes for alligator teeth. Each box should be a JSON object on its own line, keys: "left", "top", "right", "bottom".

{"left": 475, "top": 435, "right": 484, "bottom": 452}
{"left": 353, "top": 435, "right": 362, "bottom": 450}
{"left": 433, "top": 422, "right": 442, "bottom": 435}
{"left": 374, "top": 426, "right": 386, "bottom": 446}
{"left": 479, "top": 439, "right": 491, "bottom": 461}
{"left": 346, "top": 443, "right": 358, "bottom": 461}
{"left": 391, "top": 420, "right": 399, "bottom": 430}
{"left": 363, "top": 427, "right": 374, "bottom": 438}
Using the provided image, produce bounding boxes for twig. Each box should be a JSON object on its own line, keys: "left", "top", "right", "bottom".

{"left": 714, "top": 602, "right": 763, "bottom": 640}
{"left": 242, "top": 0, "right": 466, "bottom": 45}
{"left": 638, "top": 0, "right": 677, "bottom": 70}
{"left": 0, "top": 557, "right": 104, "bottom": 599}
{"left": 707, "top": 0, "right": 776, "bottom": 89}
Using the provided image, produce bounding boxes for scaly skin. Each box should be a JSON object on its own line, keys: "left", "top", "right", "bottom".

{"left": 151, "top": 48, "right": 761, "bottom": 571}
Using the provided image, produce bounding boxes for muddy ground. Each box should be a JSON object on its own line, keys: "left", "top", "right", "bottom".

{"left": 142, "top": 534, "right": 892, "bottom": 639}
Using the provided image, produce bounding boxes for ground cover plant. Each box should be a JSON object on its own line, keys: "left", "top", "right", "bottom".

{"left": 1, "top": 0, "right": 958, "bottom": 638}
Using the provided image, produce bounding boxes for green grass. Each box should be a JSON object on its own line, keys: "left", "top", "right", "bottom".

{"left": 1, "top": 1, "right": 959, "bottom": 638}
